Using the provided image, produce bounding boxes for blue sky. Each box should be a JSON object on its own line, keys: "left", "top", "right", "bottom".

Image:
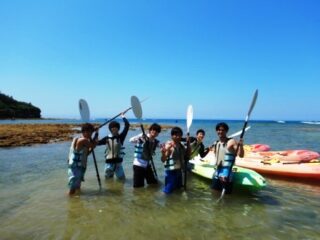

{"left": 1, "top": 0, "right": 319, "bottom": 120}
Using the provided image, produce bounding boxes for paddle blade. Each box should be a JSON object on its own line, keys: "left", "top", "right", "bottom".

{"left": 247, "top": 89, "right": 258, "bottom": 117}
{"left": 131, "top": 96, "right": 143, "bottom": 119}
{"left": 186, "top": 105, "right": 193, "bottom": 131}
{"left": 79, "top": 99, "right": 90, "bottom": 122}
{"left": 228, "top": 126, "right": 251, "bottom": 138}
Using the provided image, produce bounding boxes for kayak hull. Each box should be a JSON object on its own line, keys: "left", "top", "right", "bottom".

{"left": 244, "top": 146, "right": 320, "bottom": 163}
{"left": 236, "top": 158, "right": 320, "bottom": 180}
{"left": 238, "top": 145, "right": 320, "bottom": 180}
{"left": 189, "top": 159, "right": 267, "bottom": 191}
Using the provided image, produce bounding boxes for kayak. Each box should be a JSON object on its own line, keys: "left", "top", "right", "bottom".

{"left": 236, "top": 157, "right": 320, "bottom": 180}
{"left": 193, "top": 144, "right": 320, "bottom": 181}
{"left": 189, "top": 158, "right": 267, "bottom": 191}
{"left": 195, "top": 144, "right": 319, "bottom": 165}
{"left": 234, "top": 144, "right": 320, "bottom": 180}
{"left": 243, "top": 144, "right": 320, "bottom": 163}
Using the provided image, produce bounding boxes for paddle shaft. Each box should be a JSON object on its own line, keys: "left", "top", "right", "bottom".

{"left": 91, "top": 147, "right": 101, "bottom": 188}
{"left": 98, "top": 106, "right": 131, "bottom": 129}
{"left": 98, "top": 97, "right": 149, "bottom": 129}
{"left": 239, "top": 121, "right": 249, "bottom": 139}
{"left": 230, "top": 120, "right": 249, "bottom": 170}
{"left": 184, "top": 133, "right": 190, "bottom": 190}
{"left": 184, "top": 105, "right": 193, "bottom": 191}
{"left": 227, "top": 90, "right": 258, "bottom": 180}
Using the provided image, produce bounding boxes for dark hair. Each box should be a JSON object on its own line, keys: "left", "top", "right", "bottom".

{"left": 109, "top": 121, "right": 120, "bottom": 131}
{"left": 81, "top": 123, "right": 95, "bottom": 132}
{"left": 196, "top": 129, "right": 205, "bottom": 135}
{"left": 171, "top": 126, "right": 183, "bottom": 136}
{"left": 149, "top": 123, "right": 161, "bottom": 133}
{"left": 215, "top": 122, "right": 229, "bottom": 132}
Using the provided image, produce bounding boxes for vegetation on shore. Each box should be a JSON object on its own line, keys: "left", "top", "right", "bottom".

{"left": 0, "top": 92, "right": 41, "bottom": 119}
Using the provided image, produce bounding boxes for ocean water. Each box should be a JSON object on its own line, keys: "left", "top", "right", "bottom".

{"left": 0, "top": 119, "right": 319, "bottom": 240}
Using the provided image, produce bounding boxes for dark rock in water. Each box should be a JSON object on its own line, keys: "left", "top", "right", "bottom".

{"left": 0, "top": 92, "right": 41, "bottom": 119}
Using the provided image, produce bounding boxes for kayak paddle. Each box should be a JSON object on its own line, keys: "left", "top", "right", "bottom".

{"left": 184, "top": 105, "right": 193, "bottom": 190}
{"left": 97, "top": 97, "right": 149, "bottom": 129}
{"left": 221, "top": 89, "right": 258, "bottom": 198}
{"left": 78, "top": 99, "right": 102, "bottom": 189}
{"left": 228, "top": 126, "right": 251, "bottom": 138}
{"left": 131, "top": 95, "right": 158, "bottom": 180}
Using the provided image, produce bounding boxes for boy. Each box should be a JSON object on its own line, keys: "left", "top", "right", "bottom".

{"left": 161, "top": 127, "right": 190, "bottom": 194}
{"left": 129, "top": 123, "right": 162, "bottom": 188}
{"left": 211, "top": 122, "right": 244, "bottom": 193}
{"left": 67, "top": 123, "right": 98, "bottom": 195}
{"left": 97, "top": 113, "right": 130, "bottom": 180}
{"left": 187, "top": 129, "right": 210, "bottom": 159}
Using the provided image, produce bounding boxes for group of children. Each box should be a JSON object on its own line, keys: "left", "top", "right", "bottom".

{"left": 67, "top": 114, "right": 244, "bottom": 196}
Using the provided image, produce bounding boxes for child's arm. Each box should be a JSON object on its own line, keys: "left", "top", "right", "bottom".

{"left": 161, "top": 142, "right": 172, "bottom": 162}
{"left": 161, "top": 147, "right": 167, "bottom": 162}
{"left": 129, "top": 133, "right": 143, "bottom": 143}
{"left": 97, "top": 136, "right": 107, "bottom": 145}
{"left": 120, "top": 114, "right": 130, "bottom": 142}
{"left": 228, "top": 138, "right": 244, "bottom": 158}
{"left": 76, "top": 132, "right": 98, "bottom": 151}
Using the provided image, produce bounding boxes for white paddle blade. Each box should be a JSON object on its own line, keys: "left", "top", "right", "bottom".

{"left": 186, "top": 105, "right": 193, "bottom": 131}
{"left": 79, "top": 99, "right": 90, "bottom": 122}
{"left": 247, "top": 89, "right": 258, "bottom": 117}
{"left": 228, "top": 126, "right": 251, "bottom": 138}
{"left": 131, "top": 96, "right": 143, "bottom": 119}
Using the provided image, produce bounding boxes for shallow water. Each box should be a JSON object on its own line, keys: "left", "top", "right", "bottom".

{"left": 0, "top": 120, "right": 319, "bottom": 239}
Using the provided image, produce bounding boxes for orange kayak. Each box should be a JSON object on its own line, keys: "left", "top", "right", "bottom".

{"left": 235, "top": 144, "right": 320, "bottom": 180}
{"left": 235, "top": 157, "right": 320, "bottom": 180}
{"left": 243, "top": 144, "right": 320, "bottom": 163}
{"left": 202, "top": 144, "right": 320, "bottom": 180}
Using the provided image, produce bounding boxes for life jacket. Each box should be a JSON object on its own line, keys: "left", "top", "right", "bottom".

{"left": 133, "top": 137, "right": 159, "bottom": 168}
{"left": 189, "top": 140, "right": 202, "bottom": 159}
{"left": 214, "top": 138, "right": 235, "bottom": 168}
{"left": 105, "top": 134, "right": 125, "bottom": 163}
{"left": 68, "top": 138, "right": 89, "bottom": 168}
{"left": 164, "top": 141, "right": 185, "bottom": 171}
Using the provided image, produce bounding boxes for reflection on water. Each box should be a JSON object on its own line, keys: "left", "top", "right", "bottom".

{"left": 0, "top": 121, "right": 320, "bottom": 239}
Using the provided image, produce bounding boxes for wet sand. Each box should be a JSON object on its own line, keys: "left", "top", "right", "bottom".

{"left": 0, "top": 123, "right": 173, "bottom": 147}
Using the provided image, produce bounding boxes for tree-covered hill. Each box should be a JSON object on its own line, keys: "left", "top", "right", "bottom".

{"left": 0, "top": 93, "right": 41, "bottom": 119}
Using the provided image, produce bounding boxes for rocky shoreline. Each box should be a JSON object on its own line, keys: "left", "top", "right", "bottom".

{"left": 0, "top": 123, "right": 174, "bottom": 147}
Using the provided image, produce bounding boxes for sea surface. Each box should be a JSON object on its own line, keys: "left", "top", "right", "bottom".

{"left": 0, "top": 119, "right": 319, "bottom": 240}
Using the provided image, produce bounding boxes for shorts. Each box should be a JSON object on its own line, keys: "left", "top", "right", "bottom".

{"left": 211, "top": 166, "right": 233, "bottom": 194}
{"left": 133, "top": 165, "right": 158, "bottom": 188}
{"left": 105, "top": 163, "right": 125, "bottom": 180}
{"left": 68, "top": 165, "right": 86, "bottom": 190}
{"left": 218, "top": 166, "right": 230, "bottom": 178}
{"left": 163, "top": 169, "right": 182, "bottom": 194}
